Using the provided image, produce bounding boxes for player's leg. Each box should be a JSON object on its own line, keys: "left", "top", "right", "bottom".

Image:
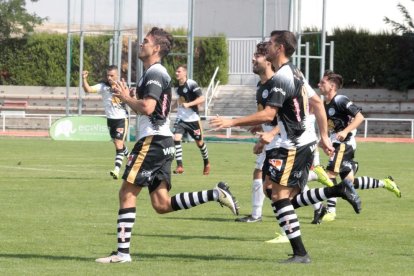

{"left": 323, "top": 176, "right": 338, "bottom": 221}
{"left": 150, "top": 179, "right": 239, "bottom": 215}
{"left": 109, "top": 118, "right": 129, "bottom": 180}
{"left": 308, "top": 148, "right": 334, "bottom": 187}
{"left": 268, "top": 145, "right": 315, "bottom": 263}
{"left": 259, "top": 175, "right": 288, "bottom": 244}
{"left": 191, "top": 120, "right": 210, "bottom": 175}
{"left": 291, "top": 172, "right": 361, "bottom": 215}
{"left": 322, "top": 143, "right": 349, "bottom": 220}
{"left": 95, "top": 180, "right": 142, "bottom": 263}
{"left": 353, "top": 176, "right": 401, "bottom": 198}
{"left": 172, "top": 119, "right": 185, "bottom": 174}
{"left": 140, "top": 135, "right": 238, "bottom": 215}
{"left": 236, "top": 150, "right": 265, "bottom": 222}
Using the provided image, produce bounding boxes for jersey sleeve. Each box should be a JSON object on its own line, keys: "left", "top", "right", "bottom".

{"left": 336, "top": 95, "right": 362, "bottom": 117}
{"left": 266, "top": 78, "right": 285, "bottom": 108}
{"left": 188, "top": 79, "right": 203, "bottom": 97}
{"left": 88, "top": 83, "right": 104, "bottom": 93}
{"left": 141, "top": 68, "right": 166, "bottom": 100}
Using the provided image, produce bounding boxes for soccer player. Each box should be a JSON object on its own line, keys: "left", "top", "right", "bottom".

{"left": 234, "top": 42, "right": 277, "bottom": 224}
{"left": 234, "top": 42, "right": 332, "bottom": 226}
{"left": 82, "top": 66, "right": 129, "bottom": 180}
{"left": 317, "top": 70, "right": 401, "bottom": 222}
{"left": 210, "top": 30, "right": 361, "bottom": 264}
{"left": 172, "top": 64, "right": 210, "bottom": 175}
{"left": 95, "top": 27, "right": 239, "bottom": 264}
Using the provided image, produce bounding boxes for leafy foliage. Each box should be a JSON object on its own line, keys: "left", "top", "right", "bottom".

{"left": 0, "top": 0, "right": 45, "bottom": 41}
{"left": 383, "top": 1, "right": 414, "bottom": 35}
{"left": 300, "top": 27, "right": 414, "bottom": 91}
{"left": 0, "top": 32, "right": 228, "bottom": 87}
{"left": 0, "top": 33, "right": 110, "bottom": 86}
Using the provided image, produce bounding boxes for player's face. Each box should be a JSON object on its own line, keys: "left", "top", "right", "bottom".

{"left": 252, "top": 53, "right": 268, "bottom": 75}
{"left": 175, "top": 67, "right": 187, "bottom": 81}
{"left": 266, "top": 36, "right": 281, "bottom": 62}
{"left": 106, "top": 69, "right": 118, "bottom": 84}
{"left": 318, "top": 76, "right": 334, "bottom": 95}
{"left": 138, "top": 35, "right": 156, "bottom": 61}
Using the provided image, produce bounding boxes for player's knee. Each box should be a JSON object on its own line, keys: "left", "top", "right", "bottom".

{"left": 152, "top": 203, "right": 170, "bottom": 214}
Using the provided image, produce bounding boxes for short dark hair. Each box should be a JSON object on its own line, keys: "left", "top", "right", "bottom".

{"left": 324, "top": 70, "right": 343, "bottom": 89}
{"left": 106, "top": 65, "right": 118, "bottom": 72}
{"left": 255, "top": 41, "right": 275, "bottom": 71}
{"left": 147, "top": 27, "right": 173, "bottom": 58}
{"left": 255, "top": 41, "right": 270, "bottom": 57}
{"left": 176, "top": 64, "right": 187, "bottom": 71}
{"left": 270, "top": 30, "right": 297, "bottom": 57}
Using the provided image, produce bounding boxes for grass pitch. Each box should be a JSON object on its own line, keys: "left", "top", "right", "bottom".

{"left": 0, "top": 137, "right": 413, "bottom": 275}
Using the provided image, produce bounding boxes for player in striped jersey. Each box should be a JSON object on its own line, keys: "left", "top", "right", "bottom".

{"left": 317, "top": 70, "right": 401, "bottom": 222}
{"left": 82, "top": 66, "right": 129, "bottom": 179}
{"left": 95, "top": 27, "right": 239, "bottom": 264}
{"left": 211, "top": 31, "right": 361, "bottom": 264}
{"left": 172, "top": 64, "right": 210, "bottom": 175}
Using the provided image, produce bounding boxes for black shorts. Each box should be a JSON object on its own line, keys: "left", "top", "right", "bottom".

{"left": 262, "top": 148, "right": 275, "bottom": 182}
{"left": 326, "top": 142, "right": 358, "bottom": 180}
{"left": 107, "top": 118, "right": 128, "bottom": 141}
{"left": 172, "top": 119, "right": 203, "bottom": 141}
{"left": 122, "top": 135, "right": 175, "bottom": 193}
{"left": 266, "top": 142, "right": 316, "bottom": 190}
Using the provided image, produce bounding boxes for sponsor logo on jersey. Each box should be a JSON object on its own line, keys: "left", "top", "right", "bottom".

{"left": 309, "top": 143, "right": 317, "bottom": 152}
{"left": 293, "top": 171, "right": 303, "bottom": 178}
{"left": 328, "top": 107, "right": 335, "bottom": 116}
{"left": 146, "top": 79, "right": 162, "bottom": 88}
{"left": 262, "top": 89, "right": 269, "bottom": 99}
{"left": 163, "top": 146, "right": 176, "bottom": 156}
{"left": 343, "top": 161, "right": 353, "bottom": 170}
{"left": 269, "top": 159, "right": 283, "bottom": 170}
{"left": 140, "top": 170, "right": 153, "bottom": 178}
{"left": 346, "top": 101, "right": 353, "bottom": 108}
{"left": 183, "top": 88, "right": 188, "bottom": 93}
{"left": 271, "top": 87, "right": 286, "bottom": 96}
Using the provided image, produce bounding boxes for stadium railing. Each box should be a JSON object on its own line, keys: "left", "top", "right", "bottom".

{"left": 1, "top": 113, "right": 413, "bottom": 139}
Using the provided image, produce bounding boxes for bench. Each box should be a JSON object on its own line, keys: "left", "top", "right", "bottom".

{"left": 3, "top": 100, "right": 28, "bottom": 109}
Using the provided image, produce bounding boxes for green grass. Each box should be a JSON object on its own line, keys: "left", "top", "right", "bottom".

{"left": 0, "top": 137, "right": 413, "bottom": 275}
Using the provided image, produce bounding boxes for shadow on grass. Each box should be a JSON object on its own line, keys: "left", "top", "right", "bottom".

{"left": 131, "top": 252, "right": 261, "bottom": 262}
{"left": 0, "top": 253, "right": 92, "bottom": 262}
{"left": 0, "top": 252, "right": 267, "bottom": 263}
{"left": 141, "top": 233, "right": 256, "bottom": 241}
{"left": 105, "top": 232, "right": 263, "bottom": 242}
{"left": 162, "top": 216, "right": 233, "bottom": 222}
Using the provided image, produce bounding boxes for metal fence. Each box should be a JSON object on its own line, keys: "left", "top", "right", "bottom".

{"left": 1, "top": 113, "right": 413, "bottom": 140}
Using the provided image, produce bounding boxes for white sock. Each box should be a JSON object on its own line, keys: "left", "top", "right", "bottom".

{"left": 308, "top": 170, "right": 318, "bottom": 182}
{"left": 251, "top": 179, "right": 264, "bottom": 218}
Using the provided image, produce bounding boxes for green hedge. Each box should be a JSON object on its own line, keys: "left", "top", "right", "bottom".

{"left": 1, "top": 30, "right": 412, "bottom": 91}
{"left": 300, "top": 28, "right": 414, "bottom": 91}
{"left": 0, "top": 32, "right": 228, "bottom": 87}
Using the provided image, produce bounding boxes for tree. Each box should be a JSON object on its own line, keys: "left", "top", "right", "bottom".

{"left": 383, "top": 1, "right": 414, "bottom": 35}
{"left": 0, "top": 0, "right": 46, "bottom": 41}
